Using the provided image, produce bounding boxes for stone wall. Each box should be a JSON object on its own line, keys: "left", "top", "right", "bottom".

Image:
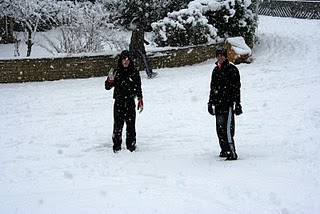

{"left": 0, "top": 44, "right": 220, "bottom": 83}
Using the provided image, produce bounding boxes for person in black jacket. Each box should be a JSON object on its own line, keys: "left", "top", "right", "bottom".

{"left": 208, "top": 47, "right": 243, "bottom": 160}
{"left": 129, "top": 17, "right": 157, "bottom": 79}
{"left": 105, "top": 50, "right": 144, "bottom": 153}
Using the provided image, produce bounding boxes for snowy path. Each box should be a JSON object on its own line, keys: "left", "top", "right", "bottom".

{"left": 1, "top": 16, "right": 320, "bottom": 213}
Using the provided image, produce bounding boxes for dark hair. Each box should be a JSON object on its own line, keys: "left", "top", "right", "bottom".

{"left": 118, "top": 50, "right": 134, "bottom": 69}
{"left": 120, "top": 50, "right": 131, "bottom": 60}
{"left": 215, "top": 47, "right": 227, "bottom": 57}
{"left": 130, "top": 17, "right": 144, "bottom": 30}
{"left": 131, "top": 17, "right": 141, "bottom": 26}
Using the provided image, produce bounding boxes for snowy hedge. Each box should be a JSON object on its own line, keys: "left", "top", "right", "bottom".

{"left": 151, "top": 0, "right": 258, "bottom": 47}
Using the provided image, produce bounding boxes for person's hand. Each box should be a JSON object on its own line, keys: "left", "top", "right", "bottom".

{"left": 108, "top": 68, "right": 117, "bottom": 82}
{"left": 234, "top": 103, "right": 243, "bottom": 116}
{"left": 137, "top": 98, "right": 144, "bottom": 113}
{"left": 208, "top": 103, "right": 215, "bottom": 116}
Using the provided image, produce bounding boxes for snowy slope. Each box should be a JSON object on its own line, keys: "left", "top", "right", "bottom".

{"left": 1, "top": 16, "right": 320, "bottom": 213}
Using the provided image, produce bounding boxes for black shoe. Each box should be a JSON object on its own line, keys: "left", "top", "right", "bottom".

{"left": 127, "top": 145, "right": 136, "bottom": 152}
{"left": 219, "top": 151, "right": 228, "bottom": 157}
{"left": 113, "top": 145, "right": 121, "bottom": 153}
{"left": 226, "top": 151, "right": 238, "bottom": 160}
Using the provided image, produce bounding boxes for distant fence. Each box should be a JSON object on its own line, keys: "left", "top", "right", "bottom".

{"left": 0, "top": 44, "right": 220, "bottom": 83}
{"left": 259, "top": 0, "right": 320, "bottom": 19}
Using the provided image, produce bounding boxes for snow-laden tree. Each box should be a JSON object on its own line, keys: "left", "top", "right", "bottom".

{"left": 49, "top": 1, "right": 108, "bottom": 53}
{"left": 0, "top": 1, "right": 15, "bottom": 44}
{"left": 152, "top": 0, "right": 258, "bottom": 47}
{"left": 43, "top": 1, "right": 127, "bottom": 54}
{"left": 1, "top": 0, "right": 126, "bottom": 55}
{"left": 202, "top": 0, "right": 258, "bottom": 48}
{"left": 0, "top": 0, "right": 59, "bottom": 56}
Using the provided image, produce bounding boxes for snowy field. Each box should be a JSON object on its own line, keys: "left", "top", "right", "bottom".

{"left": 1, "top": 16, "right": 320, "bottom": 213}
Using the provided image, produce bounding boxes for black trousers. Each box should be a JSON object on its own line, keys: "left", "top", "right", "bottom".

{"left": 112, "top": 98, "right": 136, "bottom": 149}
{"left": 215, "top": 106, "right": 236, "bottom": 153}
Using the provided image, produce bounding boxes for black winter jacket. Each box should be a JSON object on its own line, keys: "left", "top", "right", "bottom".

{"left": 129, "top": 27, "right": 146, "bottom": 53}
{"left": 208, "top": 59, "right": 241, "bottom": 107}
{"left": 105, "top": 58, "right": 143, "bottom": 101}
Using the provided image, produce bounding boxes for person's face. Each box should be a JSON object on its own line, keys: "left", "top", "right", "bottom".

{"left": 122, "top": 57, "right": 130, "bottom": 68}
{"left": 216, "top": 54, "right": 226, "bottom": 64}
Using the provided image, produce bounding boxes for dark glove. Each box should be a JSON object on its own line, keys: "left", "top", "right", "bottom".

{"left": 208, "top": 103, "right": 215, "bottom": 116}
{"left": 234, "top": 103, "right": 243, "bottom": 116}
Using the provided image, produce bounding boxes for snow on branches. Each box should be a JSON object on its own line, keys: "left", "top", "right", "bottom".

{"left": 151, "top": 0, "right": 258, "bottom": 47}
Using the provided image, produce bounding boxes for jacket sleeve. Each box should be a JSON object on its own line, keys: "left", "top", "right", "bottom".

{"left": 230, "top": 65, "right": 241, "bottom": 104}
{"left": 105, "top": 78, "right": 114, "bottom": 90}
{"left": 208, "top": 70, "right": 215, "bottom": 105}
{"left": 134, "top": 70, "right": 143, "bottom": 99}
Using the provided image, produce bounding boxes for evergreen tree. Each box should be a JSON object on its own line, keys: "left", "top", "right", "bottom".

{"left": 117, "top": 0, "right": 191, "bottom": 30}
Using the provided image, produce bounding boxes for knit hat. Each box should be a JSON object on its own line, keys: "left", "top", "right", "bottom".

{"left": 215, "top": 47, "right": 227, "bottom": 57}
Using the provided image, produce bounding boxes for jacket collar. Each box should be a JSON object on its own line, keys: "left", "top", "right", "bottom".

{"left": 215, "top": 59, "right": 229, "bottom": 69}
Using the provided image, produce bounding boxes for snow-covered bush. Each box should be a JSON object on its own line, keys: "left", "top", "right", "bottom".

{"left": 152, "top": 9, "right": 218, "bottom": 47}
{"left": 152, "top": 0, "right": 258, "bottom": 47}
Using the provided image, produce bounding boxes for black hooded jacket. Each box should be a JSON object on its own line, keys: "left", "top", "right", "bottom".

{"left": 105, "top": 52, "right": 143, "bottom": 100}
{"left": 129, "top": 18, "right": 148, "bottom": 54}
{"left": 129, "top": 26, "right": 146, "bottom": 53}
{"left": 208, "top": 59, "right": 241, "bottom": 107}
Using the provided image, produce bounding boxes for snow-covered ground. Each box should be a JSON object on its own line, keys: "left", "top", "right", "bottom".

{"left": 1, "top": 16, "right": 320, "bottom": 213}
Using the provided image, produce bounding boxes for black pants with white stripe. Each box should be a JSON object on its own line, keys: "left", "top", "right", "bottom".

{"left": 215, "top": 106, "right": 236, "bottom": 153}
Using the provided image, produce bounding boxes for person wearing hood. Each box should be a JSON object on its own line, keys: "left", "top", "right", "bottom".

{"left": 105, "top": 50, "right": 143, "bottom": 153}
{"left": 129, "top": 17, "right": 158, "bottom": 79}
{"left": 207, "top": 47, "right": 243, "bottom": 160}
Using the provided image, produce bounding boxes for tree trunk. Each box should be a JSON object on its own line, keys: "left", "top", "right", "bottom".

{"left": 0, "top": 16, "right": 15, "bottom": 44}
{"left": 26, "top": 28, "right": 33, "bottom": 57}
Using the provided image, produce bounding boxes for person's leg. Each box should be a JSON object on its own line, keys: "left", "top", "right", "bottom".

{"left": 124, "top": 99, "right": 136, "bottom": 152}
{"left": 215, "top": 112, "right": 229, "bottom": 156}
{"left": 138, "top": 50, "right": 157, "bottom": 78}
{"left": 112, "top": 100, "right": 125, "bottom": 152}
{"left": 226, "top": 106, "right": 237, "bottom": 160}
